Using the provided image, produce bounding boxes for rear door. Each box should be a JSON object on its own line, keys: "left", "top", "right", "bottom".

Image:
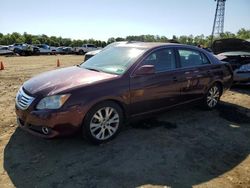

{"left": 176, "top": 48, "right": 213, "bottom": 101}
{"left": 129, "top": 47, "right": 183, "bottom": 116}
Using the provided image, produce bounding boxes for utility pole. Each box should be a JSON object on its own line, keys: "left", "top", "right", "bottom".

{"left": 210, "top": 0, "right": 226, "bottom": 46}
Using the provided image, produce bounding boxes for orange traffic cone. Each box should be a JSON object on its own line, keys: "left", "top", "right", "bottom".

{"left": 0, "top": 61, "right": 4, "bottom": 70}
{"left": 57, "top": 59, "right": 60, "bottom": 67}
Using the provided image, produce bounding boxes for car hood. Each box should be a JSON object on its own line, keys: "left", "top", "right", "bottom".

{"left": 86, "top": 49, "right": 102, "bottom": 55}
{"left": 212, "top": 38, "right": 250, "bottom": 54}
{"left": 218, "top": 51, "right": 250, "bottom": 57}
{"left": 216, "top": 51, "right": 250, "bottom": 70}
{"left": 23, "top": 66, "right": 118, "bottom": 96}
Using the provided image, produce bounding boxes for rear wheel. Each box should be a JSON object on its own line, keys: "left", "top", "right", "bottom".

{"left": 79, "top": 50, "right": 85, "bottom": 55}
{"left": 82, "top": 101, "right": 123, "bottom": 144}
{"left": 204, "top": 84, "right": 221, "bottom": 109}
{"left": 13, "top": 48, "right": 19, "bottom": 54}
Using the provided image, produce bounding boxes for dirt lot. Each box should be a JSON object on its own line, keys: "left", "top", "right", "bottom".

{"left": 0, "top": 55, "right": 249, "bottom": 188}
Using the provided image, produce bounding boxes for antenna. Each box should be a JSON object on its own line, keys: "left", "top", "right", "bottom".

{"left": 210, "top": 0, "right": 226, "bottom": 45}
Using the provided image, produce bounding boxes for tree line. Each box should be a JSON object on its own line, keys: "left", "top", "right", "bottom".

{"left": 0, "top": 28, "right": 249, "bottom": 47}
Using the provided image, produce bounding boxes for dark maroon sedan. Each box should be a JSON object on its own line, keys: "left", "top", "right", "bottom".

{"left": 15, "top": 42, "right": 233, "bottom": 144}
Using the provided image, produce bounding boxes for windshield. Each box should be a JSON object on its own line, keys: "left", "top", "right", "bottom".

{"left": 80, "top": 46, "right": 146, "bottom": 75}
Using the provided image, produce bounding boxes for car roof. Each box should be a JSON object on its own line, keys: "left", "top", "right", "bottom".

{"left": 114, "top": 41, "right": 198, "bottom": 50}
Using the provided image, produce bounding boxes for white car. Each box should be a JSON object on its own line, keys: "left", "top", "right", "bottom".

{"left": 0, "top": 46, "right": 15, "bottom": 56}
{"left": 73, "top": 44, "right": 101, "bottom": 55}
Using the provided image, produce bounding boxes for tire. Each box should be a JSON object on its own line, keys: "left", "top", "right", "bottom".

{"left": 82, "top": 101, "right": 124, "bottom": 144}
{"left": 203, "top": 83, "right": 222, "bottom": 110}
{"left": 79, "top": 50, "right": 85, "bottom": 55}
{"left": 13, "top": 48, "right": 19, "bottom": 54}
{"left": 21, "top": 51, "right": 26, "bottom": 56}
{"left": 36, "top": 50, "right": 40, "bottom": 55}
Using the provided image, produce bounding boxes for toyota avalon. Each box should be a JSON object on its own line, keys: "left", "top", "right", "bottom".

{"left": 15, "top": 42, "right": 233, "bottom": 144}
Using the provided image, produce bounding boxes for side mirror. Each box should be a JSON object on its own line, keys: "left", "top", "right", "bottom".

{"left": 134, "top": 65, "right": 155, "bottom": 76}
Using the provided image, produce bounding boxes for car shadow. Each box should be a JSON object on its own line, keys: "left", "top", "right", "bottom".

{"left": 231, "top": 85, "right": 250, "bottom": 96}
{"left": 4, "top": 102, "right": 250, "bottom": 188}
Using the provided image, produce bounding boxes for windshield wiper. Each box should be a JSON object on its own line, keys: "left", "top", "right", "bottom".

{"left": 84, "top": 67, "right": 101, "bottom": 72}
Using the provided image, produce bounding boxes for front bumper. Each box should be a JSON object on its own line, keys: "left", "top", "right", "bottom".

{"left": 15, "top": 105, "right": 85, "bottom": 138}
{"left": 17, "top": 118, "right": 59, "bottom": 138}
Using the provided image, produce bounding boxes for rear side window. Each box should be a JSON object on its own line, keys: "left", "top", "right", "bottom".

{"left": 142, "top": 48, "right": 176, "bottom": 72}
{"left": 178, "top": 49, "right": 210, "bottom": 68}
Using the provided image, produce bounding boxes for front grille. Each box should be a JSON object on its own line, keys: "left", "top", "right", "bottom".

{"left": 16, "top": 87, "right": 35, "bottom": 110}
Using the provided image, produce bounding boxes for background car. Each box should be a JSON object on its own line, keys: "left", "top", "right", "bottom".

{"left": 212, "top": 38, "right": 250, "bottom": 85}
{"left": 34, "top": 44, "right": 54, "bottom": 55}
{"left": 9, "top": 43, "right": 37, "bottom": 56}
{"left": 62, "top": 47, "right": 74, "bottom": 54}
{"left": 56, "top": 47, "right": 74, "bottom": 55}
{"left": 73, "top": 44, "right": 101, "bottom": 55}
{"left": 0, "top": 46, "right": 15, "bottom": 56}
{"left": 83, "top": 49, "right": 102, "bottom": 61}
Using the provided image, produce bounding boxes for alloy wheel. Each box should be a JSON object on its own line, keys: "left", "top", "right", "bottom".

{"left": 207, "top": 86, "right": 220, "bottom": 108}
{"left": 90, "top": 107, "right": 119, "bottom": 140}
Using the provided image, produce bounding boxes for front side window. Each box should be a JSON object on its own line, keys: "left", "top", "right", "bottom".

{"left": 142, "top": 48, "right": 176, "bottom": 72}
{"left": 178, "top": 49, "right": 210, "bottom": 68}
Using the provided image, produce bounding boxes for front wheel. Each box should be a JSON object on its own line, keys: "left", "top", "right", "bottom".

{"left": 20, "top": 51, "right": 26, "bottom": 56}
{"left": 82, "top": 102, "right": 123, "bottom": 144}
{"left": 204, "top": 84, "right": 221, "bottom": 109}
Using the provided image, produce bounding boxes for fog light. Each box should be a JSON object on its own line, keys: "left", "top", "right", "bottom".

{"left": 41, "top": 127, "right": 50, "bottom": 135}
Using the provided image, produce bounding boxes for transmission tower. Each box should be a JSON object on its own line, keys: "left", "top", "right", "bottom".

{"left": 211, "top": 0, "right": 226, "bottom": 44}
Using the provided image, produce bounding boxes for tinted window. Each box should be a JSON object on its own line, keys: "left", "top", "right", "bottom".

{"left": 44, "top": 45, "right": 49, "bottom": 49}
{"left": 142, "top": 48, "right": 176, "bottom": 72}
{"left": 87, "top": 45, "right": 96, "bottom": 48}
{"left": 178, "top": 49, "right": 209, "bottom": 68}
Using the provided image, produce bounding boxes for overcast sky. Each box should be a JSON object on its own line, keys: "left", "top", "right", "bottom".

{"left": 1, "top": 0, "right": 250, "bottom": 41}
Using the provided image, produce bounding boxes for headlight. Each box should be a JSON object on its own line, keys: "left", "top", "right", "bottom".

{"left": 36, "top": 94, "right": 71, "bottom": 110}
{"left": 238, "top": 63, "right": 250, "bottom": 72}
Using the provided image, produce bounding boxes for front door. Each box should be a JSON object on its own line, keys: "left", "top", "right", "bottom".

{"left": 129, "top": 47, "right": 182, "bottom": 116}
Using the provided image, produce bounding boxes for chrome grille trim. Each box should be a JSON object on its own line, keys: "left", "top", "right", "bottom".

{"left": 16, "top": 87, "right": 35, "bottom": 110}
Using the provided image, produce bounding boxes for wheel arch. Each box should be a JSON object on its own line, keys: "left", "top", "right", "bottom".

{"left": 82, "top": 98, "right": 128, "bottom": 126}
{"left": 212, "top": 80, "right": 223, "bottom": 95}
{"left": 206, "top": 80, "right": 224, "bottom": 95}
{"left": 99, "top": 99, "right": 128, "bottom": 121}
